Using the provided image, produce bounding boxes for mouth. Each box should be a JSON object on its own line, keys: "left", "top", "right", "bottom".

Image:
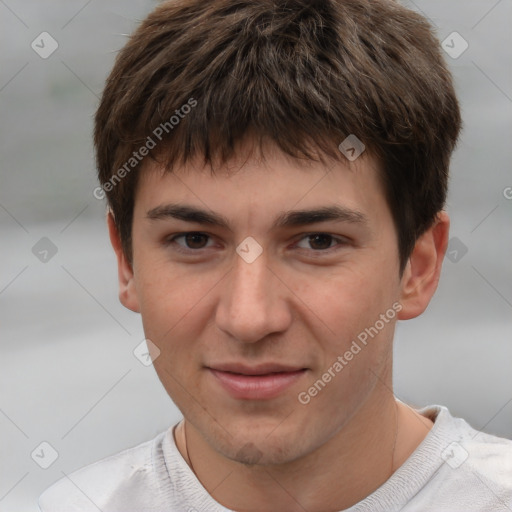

{"left": 206, "top": 363, "right": 308, "bottom": 400}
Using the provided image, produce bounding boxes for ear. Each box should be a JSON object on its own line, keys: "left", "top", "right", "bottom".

{"left": 107, "top": 211, "right": 140, "bottom": 313}
{"left": 397, "top": 211, "right": 450, "bottom": 320}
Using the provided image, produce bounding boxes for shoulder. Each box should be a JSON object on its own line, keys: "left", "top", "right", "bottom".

{"left": 38, "top": 430, "right": 168, "bottom": 512}
{"left": 433, "top": 405, "right": 512, "bottom": 479}
{"left": 461, "top": 421, "right": 512, "bottom": 489}
{"left": 413, "top": 405, "right": 512, "bottom": 510}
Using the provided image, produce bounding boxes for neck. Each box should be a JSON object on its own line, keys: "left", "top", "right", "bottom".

{"left": 174, "top": 394, "right": 433, "bottom": 512}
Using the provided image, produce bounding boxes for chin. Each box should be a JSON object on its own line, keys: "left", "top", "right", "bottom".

{"left": 213, "top": 428, "right": 311, "bottom": 467}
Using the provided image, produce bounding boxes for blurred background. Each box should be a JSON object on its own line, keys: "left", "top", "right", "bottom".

{"left": 1, "top": 0, "right": 511, "bottom": 510}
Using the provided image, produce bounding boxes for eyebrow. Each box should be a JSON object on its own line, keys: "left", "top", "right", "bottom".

{"left": 146, "top": 203, "right": 368, "bottom": 230}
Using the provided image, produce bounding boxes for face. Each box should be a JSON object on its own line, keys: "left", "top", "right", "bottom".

{"left": 124, "top": 141, "right": 405, "bottom": 465}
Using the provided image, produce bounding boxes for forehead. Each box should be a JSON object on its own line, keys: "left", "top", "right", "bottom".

{"left": 133, "top": 142, "right": 390, "bottom": 231}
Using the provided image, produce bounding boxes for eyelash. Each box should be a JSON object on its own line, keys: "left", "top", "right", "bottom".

{"left": 165, "top": 232, "right": 349, "bottom": 256}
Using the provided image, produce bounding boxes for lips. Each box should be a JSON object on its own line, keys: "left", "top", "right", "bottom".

{"left": 210, "top": 363, "right": 306, "bottom": 375}
{"left": 207, "top": 363, "right": 307, "bottom": 400}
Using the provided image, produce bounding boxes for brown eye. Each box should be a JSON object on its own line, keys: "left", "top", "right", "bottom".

{"left": 167, "top": 232, "right": 214, "bottom": 252}
{"left": 307, "top": 234, "right": 335, "bottom": 250}
{"left": 294, "top": 233, "right": 348, "bottom": 254}
{"left": 183, "top": 233, "right": 209, "bottom": 249}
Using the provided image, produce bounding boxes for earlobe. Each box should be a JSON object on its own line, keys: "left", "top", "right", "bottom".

{"left": 107, "top": 211, "right": 140, "bottom": 313}
{"left": 397, "top": 211, "right": 450, "bottom": 320}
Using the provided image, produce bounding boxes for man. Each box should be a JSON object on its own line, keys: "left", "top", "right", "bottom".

{"left": 39, "top": 0, "right": 512, "bottom": 510}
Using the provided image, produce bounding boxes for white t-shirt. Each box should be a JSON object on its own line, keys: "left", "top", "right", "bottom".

{"left": 39, "top": 405, "right": 512, "bottom": 511}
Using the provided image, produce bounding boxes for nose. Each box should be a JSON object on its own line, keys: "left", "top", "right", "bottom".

{"left": 215, "top": 247, "right": 292, "bottom": 344}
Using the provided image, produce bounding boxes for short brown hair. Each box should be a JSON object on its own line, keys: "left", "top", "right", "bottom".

{"left": 94, "top": 0, "right": 461, "bottom": 273}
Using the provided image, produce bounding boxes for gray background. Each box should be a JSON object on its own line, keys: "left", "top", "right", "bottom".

{"left": 1, "top": 0, "right": 511, "bottom": 510}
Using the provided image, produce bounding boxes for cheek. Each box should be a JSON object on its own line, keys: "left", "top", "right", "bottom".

{"left": 295, "top": 262, "right": 399, "bottom": 408}
{"left": 134, "top": 258, "right": 217, "bottom": 348}
{"left": 137, "top": 266, "right": 215, "bottom": 404}
{"left": 314, "top": 267, "right": 396, "bottom": 341}
{"left": 306, "top": 257, "right": 399, "bottom": 400}
{"left": 297, "top": 279, "right": 397, "bottom": 425}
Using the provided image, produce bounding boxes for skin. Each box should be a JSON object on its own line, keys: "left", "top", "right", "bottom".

{"left": 108, "top": 138, "right": 449, "bottom": 512}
